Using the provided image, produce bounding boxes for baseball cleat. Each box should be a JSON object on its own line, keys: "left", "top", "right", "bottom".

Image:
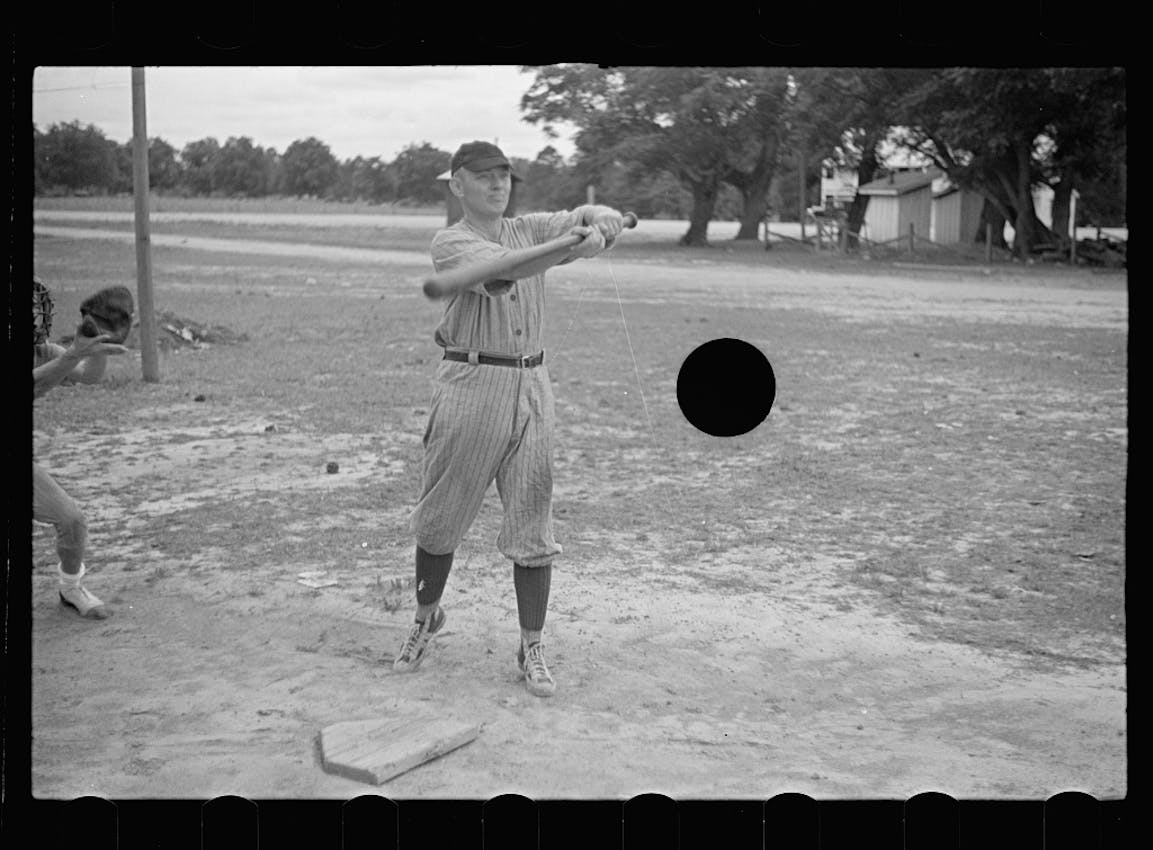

{"left": 392, "top": 607, "right": 446, "bottom": 672}
{"left": 58, "top": 584, "right": 110, "bottom": 619}
{"left": 517, "top": 641, "right": 556, "bottom": 697}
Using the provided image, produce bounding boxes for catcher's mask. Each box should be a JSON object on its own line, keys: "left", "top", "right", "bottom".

{"left": 80, "top": 285, "right": 135, "bottom": 344}
{"left": 33, "top": 276, "right": 54, "bottom": 346}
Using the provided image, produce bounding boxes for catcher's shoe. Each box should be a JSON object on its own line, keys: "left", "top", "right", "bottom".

{"left": 517, "top": 641, "right": 556, "bottom": 698}
{"left": 392, "top": 607, "right": 446, "bottom": 672}
{"left": 58, "top": 583, "right": 110, "bottom": 619}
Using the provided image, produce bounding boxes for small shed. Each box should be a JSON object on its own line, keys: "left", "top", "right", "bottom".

{"left": 436, "top": 170, "right": 463, "bottom": 227}
{"left": 857, "top": 170, "right": 938, "bottom": 244}
{"left": 931, "top": 184, "right": 985, "bottom": 244}
{"left": 436, "top": 170, "right": 519, "bottom": 227}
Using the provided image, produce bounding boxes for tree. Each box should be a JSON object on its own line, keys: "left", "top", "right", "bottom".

{"left": 1040, "top": 68, "right": 1126, "bottom": 233}
{"left": 887, "top": 68, "right": 1125, "bottom": 257}
{"left": 34, "top": 121, "right": 117, "bottom": 194}
{"left": 180, "top": 137, "right": 220, "bottom": 196}
{"left": 330, "top": 155, "right": 394, "bottom": 203}
{"left": 389, "top": 142, "right": 451, "bottom": 204}
{"left": 148, "top": 138, "right": 182, "bottom": 191}
{"left": 113, "top": 136, "right": 182, "bottom": 194}
{"left": 213, "top": 136, "right": 270, "bottom": 197}
{"left": 521, "top": 65, "right": 788, "bottom": 246}
{"left": 517, "top": 146, "right": 582, "bottom": 211}
{"left": 722, "top": 68, "right": 791, "bottom": 239}
{"left": 357, "top": 156, "right": 396, "bottom": 203}
{"left": 110, "top": 140, "right": 133, "bottom": 194}
{"left": 788, "top": 68, "right": 906, "bottom": 249}
{"left": 261, "top": 148, "right": 283, "bottom": 196}
{"left": 280, "top": 137, "right": 339, "bottom": 198}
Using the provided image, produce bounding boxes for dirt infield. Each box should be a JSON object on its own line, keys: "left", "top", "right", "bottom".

{"left": 28, "top": 212, "right": 1126, "bottom": 799}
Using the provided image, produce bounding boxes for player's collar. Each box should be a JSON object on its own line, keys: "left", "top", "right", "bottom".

{"left": 461, "top": 215, "right": 504, "bottom": 243}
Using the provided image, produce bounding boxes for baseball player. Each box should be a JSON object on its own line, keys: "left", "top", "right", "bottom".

{"left": 393, "top": 141, "right": 627, "bottom": 697}
{"left": 32, "top": 277, "right": 133, "bottom": 618}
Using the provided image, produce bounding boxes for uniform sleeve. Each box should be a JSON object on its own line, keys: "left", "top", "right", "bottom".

{"left": 519, "top": 209, "right": 585, "bottom": 244}
{"left": 430, "top": 227, "right": 518, "bottom": 297}
{"left": 431, "top": 227, "right": 511, "bottom": 273}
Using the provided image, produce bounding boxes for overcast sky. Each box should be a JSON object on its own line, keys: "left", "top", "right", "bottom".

{"left": 31, "top": 66, "right": 577, "bottom": 164}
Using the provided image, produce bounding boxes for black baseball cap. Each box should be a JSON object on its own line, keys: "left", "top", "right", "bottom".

{"left": 451, "top": 140, "right": 518, "bottom": 177}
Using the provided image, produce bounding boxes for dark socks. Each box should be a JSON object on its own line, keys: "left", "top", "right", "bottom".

{"left": 514, "top": 563, "right": 552, "bottom": 631}
{"left": 415, "top": 546, "right": 454, "bottom": 607}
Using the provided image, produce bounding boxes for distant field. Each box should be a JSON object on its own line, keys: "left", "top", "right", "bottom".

{"left": 33, "top": 193, "right": 1126, "bottom": 253}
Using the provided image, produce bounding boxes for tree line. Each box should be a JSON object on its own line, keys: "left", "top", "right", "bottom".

{"left": 35, "top": 66, "right": 1125, "bottom": 257}
{"left": 36, "top": 125, "right": 451, "bottom": 206}
{"left": 519, "top": 65, "right": 1125, "bottom": 256}
{"left": 32, "top": 121, "right": 772, "bottom": 222}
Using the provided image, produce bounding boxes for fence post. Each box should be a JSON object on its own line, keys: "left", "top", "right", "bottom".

{"left": 909, "top": 222, "right": 915, "bottom": 254}
{"left": 839, "top": 224, "right": 848, "bottom": 253}
{"left": 1069, "top": 189, "right": 1078, "bottom": 264}
{"left": 985, "top": 223, "right": 992, "bottom": 263}
{"left": 798, "top": 142, "right": 807, "bottom": 243}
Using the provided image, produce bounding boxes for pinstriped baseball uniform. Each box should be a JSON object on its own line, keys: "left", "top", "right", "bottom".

{"left": 409, "top": 210, "right": 585, "bottom": 567}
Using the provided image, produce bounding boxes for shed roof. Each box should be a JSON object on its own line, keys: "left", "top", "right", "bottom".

{"left": 858, "top": 169, "right": 940, "bottom": 197}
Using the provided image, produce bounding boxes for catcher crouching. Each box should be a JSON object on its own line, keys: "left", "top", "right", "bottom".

{"left": 32, "top": 278, "right": 133, "bottom": 618}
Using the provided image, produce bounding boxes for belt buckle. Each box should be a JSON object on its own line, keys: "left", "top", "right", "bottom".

{"left": 520, "top": 353, "right": 531, "bottom": 368}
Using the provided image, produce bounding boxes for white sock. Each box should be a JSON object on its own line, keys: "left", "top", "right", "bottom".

{"left": 59, "top": 563, "right": 86, "bottom": 586}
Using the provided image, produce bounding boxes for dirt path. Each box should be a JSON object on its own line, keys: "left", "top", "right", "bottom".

{"left": 34, "top": 225, "right": 432, "bottom": 268}
{"left": 32, "top": 389, "right": 1125, "bottom": 800}
{"left": 29, "top": 224, "right": 1126, "bottom": 799}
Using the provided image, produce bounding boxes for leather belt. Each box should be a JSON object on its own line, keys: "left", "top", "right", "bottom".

{"left": 443, "top": 349, "right": 544, "bottom": 369}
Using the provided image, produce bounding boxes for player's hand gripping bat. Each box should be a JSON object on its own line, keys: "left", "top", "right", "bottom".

{"left": 422, "top": 212, "right": 638, "bottom": 301}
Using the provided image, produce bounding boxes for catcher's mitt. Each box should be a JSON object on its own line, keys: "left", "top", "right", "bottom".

{"left": 79, "top": 285, "right": 135, "bottom": 344}
{"left": 33, "top": 276, "right": 55, "bottom": 345}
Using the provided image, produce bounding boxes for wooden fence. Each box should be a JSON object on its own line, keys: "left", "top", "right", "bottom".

{"left": 765, "top": 218, "right": 1010, "bottom": 264}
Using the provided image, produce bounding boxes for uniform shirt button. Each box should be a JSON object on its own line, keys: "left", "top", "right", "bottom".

{"left": 515, "top": 329, "right": 523, "bottom": 336}
{"left": 510, "top": 294, "right": 517, "bottom": 301}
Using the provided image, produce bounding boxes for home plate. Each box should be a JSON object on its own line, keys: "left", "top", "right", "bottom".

{"left": 318, "top": 717, "right": 482, "bottom": 785}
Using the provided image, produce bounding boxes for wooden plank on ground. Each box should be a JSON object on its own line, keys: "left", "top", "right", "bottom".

{"left": 318, "top": 717, "right": 481, "bottom": 785}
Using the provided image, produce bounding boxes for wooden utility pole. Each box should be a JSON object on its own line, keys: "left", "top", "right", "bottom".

{"left": 131, "top": 67, "right": 160, "bottom": 381}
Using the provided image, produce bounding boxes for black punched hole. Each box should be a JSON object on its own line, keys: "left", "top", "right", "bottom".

{"left": 677, "top": 338, "right": 776, "bottom": 438}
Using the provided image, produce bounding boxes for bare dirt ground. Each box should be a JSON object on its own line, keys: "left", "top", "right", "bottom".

{"left": 26, "top": 213, "right": 1126, "bottom": 800}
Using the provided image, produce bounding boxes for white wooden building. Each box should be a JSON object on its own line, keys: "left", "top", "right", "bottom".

{"left": 857, "top": 170, "right": 939, "bottom": 243}
{"left": 818, "top": 165, "right": 859, "bottom": 211}
{"left": 931, "top": 184, "right": 986, "bottom": 244}
{"left": 930, "top": 180, "right": 1056, "bottom": 245}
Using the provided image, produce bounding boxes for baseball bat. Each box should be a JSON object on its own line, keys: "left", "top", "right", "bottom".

{"left": 422, "top": 212, "right": 638, "bottom": 301}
